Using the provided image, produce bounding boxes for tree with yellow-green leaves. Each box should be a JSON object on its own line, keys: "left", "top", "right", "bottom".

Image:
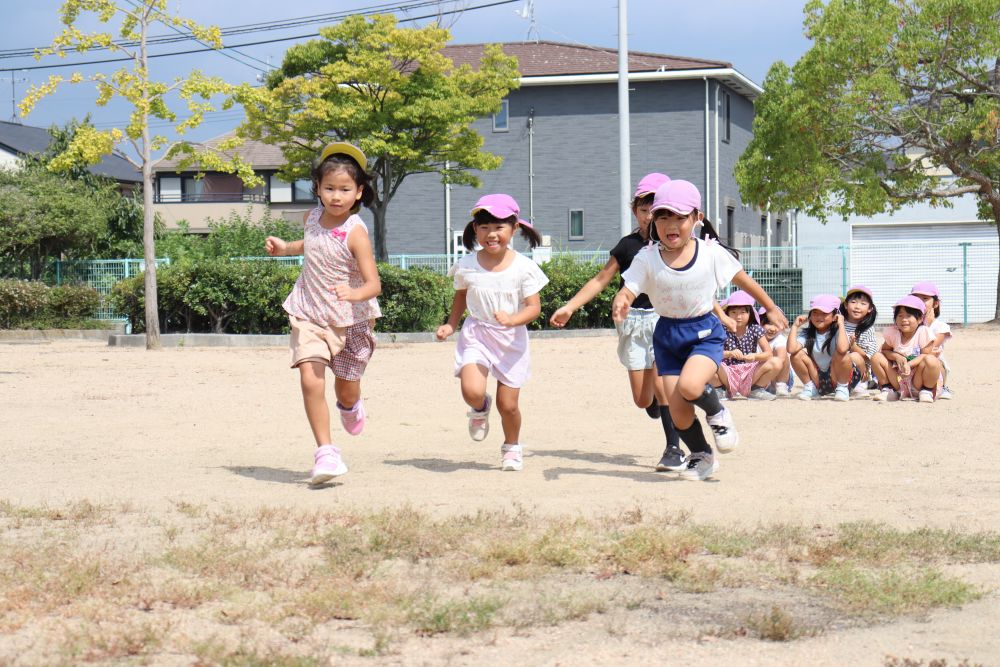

{"left": 21, "top": 0, "right": 258, "bottom": 349}
{"left": 234, "top": 14, "right": 520, "bottom": 261}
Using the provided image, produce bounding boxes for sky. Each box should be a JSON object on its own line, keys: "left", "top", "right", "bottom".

{"left": 0, "top": 0, "right": 813, "bottom": 159}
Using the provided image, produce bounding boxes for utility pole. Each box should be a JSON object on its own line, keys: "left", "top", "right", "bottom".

{"left": 618, "top": 0, "right": 631, "bottom": 236}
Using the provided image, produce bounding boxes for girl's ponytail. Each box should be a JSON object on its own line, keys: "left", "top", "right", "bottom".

{"left": 700, "top": 217, "right": 740, "bottom": 259}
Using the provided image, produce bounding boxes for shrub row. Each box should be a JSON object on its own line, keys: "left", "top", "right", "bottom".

{"left": 0, "top": 279, "right": 102, "bottom": 329}
{"left": 109, "top": 255, "right": 616, "bottom": 335}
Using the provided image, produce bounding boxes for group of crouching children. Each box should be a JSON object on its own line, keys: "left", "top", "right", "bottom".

{"left": 712, "top": 281, "right": 953, "bottom": 403}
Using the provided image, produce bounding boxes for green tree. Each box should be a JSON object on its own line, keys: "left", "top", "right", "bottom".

{"left": 234, "top": 14, "right": 520, "bottom": 261}
{"left": 736, "top": 0, "right": 1000, "bottom": 320}
{"left": 0, "top": 165, "right": 108, "bottom": 279}
{"left": 21, "top": 0, "right": 258, "bottom": 349}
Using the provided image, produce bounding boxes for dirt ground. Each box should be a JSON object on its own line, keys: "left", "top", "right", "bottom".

{"left": 2, "top": 328, "right": 999, "bottom": 665}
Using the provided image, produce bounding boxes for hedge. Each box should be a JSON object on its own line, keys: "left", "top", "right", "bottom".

{"left": 109, "top": 255, "right": 615, "bottom": 334}
{"left": 0, "top": 279, "right": 103, "bottom": 329}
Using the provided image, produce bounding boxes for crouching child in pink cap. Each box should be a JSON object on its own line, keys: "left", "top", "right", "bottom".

{"left": 787, "top": 294, "right": 861, "bottom": 401}
{"left": 911, "top": 281, "right": 953, "bottom": 399}
{"left": 871, "top": 295, "right": 942, "bottom": 403}
{"left": 713, "top": 291, "right": 782, "bottom": 400}
{"left": 612, "top": 180, "right": 788, "bottom": 482}
{"left": 436, "top": 194, "right": 548, "bottom": 471}
{"left": 840, "top": 285, "right": 879, "bottom": 397}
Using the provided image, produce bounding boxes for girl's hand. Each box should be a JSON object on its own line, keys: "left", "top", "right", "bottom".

{"left": 720, "top": 313, "right": 737, "bottom": 333}
{"left": 611, "top": 295, "right": 630, "bottom": 323}
{"left": 265, "top": 236, "right": 286, "bottom": 256}
{"left": 494, "top": 310, "right": 514, "bottom": 326}
{"left": 899, "top": 359, "right": 911, "bottom": 376}
{"left": 835, "top": 312, "right": 845, "bottom": 327}
{"left": 550, "top": 305, "right": 574, "bottom": 328}
{"left": 793, "top": 314, "right": 808, "bottom": 328}
{"left": 731, "top": 349, "right": 745, "bottom": 361}
{"left": 435, "top": 323, "right": 454, "bottom": 341}
{"left": 766, "top": 306, "right": 789, "bottom": 331}
{"left": 331, "top": 284, "right": 356, "bottom": 301}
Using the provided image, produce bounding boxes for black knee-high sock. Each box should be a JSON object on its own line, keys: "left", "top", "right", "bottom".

{"left": 659, "top": 405, "right": 680, "bottom": 450}
{"left": 688, "top": 384, "right": 723, "bottom": 417}
{"left": 675, "top": 421, "right": 712, "bottom": 455}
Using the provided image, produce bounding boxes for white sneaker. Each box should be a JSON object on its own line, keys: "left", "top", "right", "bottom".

{"left": 874, "top": 387, "right": 901, "bottom": 402}
{"left": 500, "top": 443, "right": 523, "bottom": 471}
{"left": 939, "top": 386, "right": 954, "bottom": 400}
{"left": 775, "top": 384, "right": 790, "bottom": 397}
{"left": 310, "top": 445, "right": 348, "bottom": 485}
{"left": 467, "top": 394, "right": 492, "bottom": 441}
{"left": 679, "top": 452, "right": 719, "bottom": 481}
{"left": 798, "top": 384, "right": 817, "bottom": 401}
{"left": 706, "top": 409, "right": 739, "bottom": 453}
{"left": 748, "top": 387, "right": 776, "bottom": 401}
{"left": 834, "top": 385, "right": 850, "bottom": 402}
{"left": 852, "top": 384, "right": 869, "bottom": 398}
{"left": 918, "top": 389, "right": 934, "bottom": 403}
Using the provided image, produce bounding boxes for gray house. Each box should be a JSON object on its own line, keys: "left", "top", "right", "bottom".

{"left": 149, "top": 41, "right": 783, "bottom": 254}
{"left": 390, "top": 41, "right": 780, "bottom": 255}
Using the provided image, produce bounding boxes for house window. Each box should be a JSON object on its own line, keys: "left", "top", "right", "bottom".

{"left": 293, "top": 179, "right": 314, "bottom": 202}
{"left": 183, "top": 176, "right": 205, "bottom": 201}
{"left": 158, "top": 176, "right": 181, "bottom": 202}
{"left": 760, "top": 215, "right": 767, "bottom": 246}
{"left": 269, "top": 174, "right": 292, "bottom": 203}
{"left": 493, "top": 99, "right": 509, "bottom": 132}
{"left": 726, "top": 206, "right": 735, "bottom": 249}
{"left": 722, "top": 91, "right": 731, "bottom": 144}
{"left": 569, "top": 209, "right": 585, "bottom": 240}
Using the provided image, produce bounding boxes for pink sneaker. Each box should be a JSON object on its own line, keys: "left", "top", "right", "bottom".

{"left": 501, "top": 443, "right": 523, "bottom": 471}
{"left": 310, "top": 445, "right": 347, "bottom": 485}
{"left": 467, "top": 394, "right": 492, "bottom": 441}
{"left": 338, "top": 399, "right": 366, "bottom": 436}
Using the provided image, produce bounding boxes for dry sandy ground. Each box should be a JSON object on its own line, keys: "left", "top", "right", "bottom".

{"left": 2, "top": 328, "right": 999, "bottom": 665}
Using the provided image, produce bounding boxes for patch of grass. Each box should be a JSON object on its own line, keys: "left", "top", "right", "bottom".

{"left": 744, "top": 605, "right": 810, "bottom": 641}
{"left": 607, "top": 526, "right": 699, "bottom": 578}
{"left": 883, "top": 658, "right": 985, "bottom": 667}
{"left": 60, "top": 618, "right": 165, "bottom": 662}
{"left": 813, "top": 523, "right": 1000, "bottom": 566}
{"left": 190, "top": 637, "right": 324, "bottom": 667}
{"left": 408, "top": 593, "right": 506, "bottom": 636}
{"left": 813, "top": 565, "right": 980, "bottom": 615}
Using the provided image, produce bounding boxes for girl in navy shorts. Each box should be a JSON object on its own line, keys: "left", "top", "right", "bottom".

{"left": 612, "top": 180, "right": 787, "bottom": 481}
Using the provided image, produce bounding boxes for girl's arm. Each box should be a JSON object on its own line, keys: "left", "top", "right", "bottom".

{"left": 611, "top": 286, "right": 637, "bottom": 323}
{"left": 265, "top": 237, "right": 304, "bottom": 257}
{"left": 756, "top": 335, "right": 773, "bottom": 362}
{"left": 550, "top": 257, "right": 620, "bottom": 327}
{"left": 495, "top": 292, "right": 542, "bottom": 327}
{"left": 713, "top": 301, "right": 737, "bottom": 333}
{"left": 332, "top": 227, "right": 382, "bottom": 302}
{"left": 785, "top": 315, "right": 807, "bottom": 355}
{"left": 730, "top": 271, "right": 789, "bottom": 330}
{"left": 834, "top": 313, "right": 850, "bottom": 354}
{"left": 436, "top": 289, "right": 468, "bottom": 340}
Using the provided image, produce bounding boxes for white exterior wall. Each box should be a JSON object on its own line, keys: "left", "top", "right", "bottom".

{"left": 0, "top": 147, "right": 21, "bottom": 170}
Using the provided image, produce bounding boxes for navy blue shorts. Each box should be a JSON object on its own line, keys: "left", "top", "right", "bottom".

{"left": 817, "top": 364, "right": 862, "bottom": 394}
{"left": 652, "top": 313, "right": 726, "bottom": 376}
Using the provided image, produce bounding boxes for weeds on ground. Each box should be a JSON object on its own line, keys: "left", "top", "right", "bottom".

{"left": 0, "top": 500, "right": 997, "bottom": 663}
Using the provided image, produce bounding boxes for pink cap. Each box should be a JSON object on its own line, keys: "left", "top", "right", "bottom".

{"left": 724, "top": 290, "right": 760, "bottom": 324}
{"left": 633, "top": 172, "right": 670, "bottom": 199}
{"left": 845, "top": 285, "right": 872, "bottom": 300}
{"left": 910, "top": 281, "right": 939, "bottom": 298}
{"left": 651, "top": 180, "right": 701, "bottom": 216}
{"left": 471, "top": 194, "right": 531, "bottom": 227}
{"left": 894, "top": 294, "right": 926, "bottom": 315}
{"left": 809, "top": 294, "right": 842, "bottom": 314}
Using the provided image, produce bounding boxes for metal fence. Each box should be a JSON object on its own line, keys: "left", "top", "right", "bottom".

{"left": 5, "top": 241, "right": 996, "bottom": 325}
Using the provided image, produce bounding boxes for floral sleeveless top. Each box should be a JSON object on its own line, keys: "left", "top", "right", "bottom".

{"left": 282, "top": 208, "right": 381, "bottom": 327}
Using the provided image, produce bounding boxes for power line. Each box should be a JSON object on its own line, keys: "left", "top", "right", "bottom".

{"left": 0, "top": 0, "right": 472, "bottom": 60}
{"left": 0, "top": 0, "right": 520, "bottom": 73}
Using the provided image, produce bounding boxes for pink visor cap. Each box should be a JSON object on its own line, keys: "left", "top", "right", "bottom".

{"left": 633, "top": 172, "right": 670, "bottom": 199}
{"left": 651, "top": 179, "right": 701, "bottom": 216}
{"left": 910, "top": 281, "right": 939, "bottom": 298}
{"left": 724, "top": 290, "right": 760, "bottom": 324}
{"left": 471, "top": 194, "right": 532, "bottom": 227}
{"left": 809, "top": 294, "right": 842, "bottom": 314}
{"left": 894, "top": 294, "right": 926, "bottom": 315}
{"left": 845, "top": 285, "right": 872, "bottom": 300}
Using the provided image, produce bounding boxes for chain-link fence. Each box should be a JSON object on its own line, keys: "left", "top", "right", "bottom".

{"left": 6, "top": 241, "right": 996, "bottom": 325}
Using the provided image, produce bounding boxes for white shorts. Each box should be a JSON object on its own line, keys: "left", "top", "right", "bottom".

{"left": 615, "top": 308, "right": 658, "bottom": 371}
{"left": 454, "top": 318, "right": 531, "bottom": 388}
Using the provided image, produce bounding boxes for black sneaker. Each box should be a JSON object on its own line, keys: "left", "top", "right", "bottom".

{"left": 655, "top": 445, "right": 686, "bottom": 472}
{"left": 644, "top": 401, "right": 660, "bottom": 419}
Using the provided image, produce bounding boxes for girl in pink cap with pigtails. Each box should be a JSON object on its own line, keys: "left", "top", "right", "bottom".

{"left": 911, "top": 281, "right": 954, "bottom": 399}
{"left": 871, "top": 295, "right": 943, "bottom": 402}
{"left": 436, "top": 194, "right": 548, "bottom": 472}
{"left": 787, "top": 294, "right": 861, "bottom": 401}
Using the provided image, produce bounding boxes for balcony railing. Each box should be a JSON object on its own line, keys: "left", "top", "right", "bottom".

{"left": 154, "top": 192, "right": 267, "bottom": 204}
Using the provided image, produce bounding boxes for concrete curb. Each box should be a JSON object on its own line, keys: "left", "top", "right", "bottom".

{"left": 107, "top": 328, "right": 617, "bottom": 348}
{"left": 0, "top": 328, "right": 124, "bottom": 343}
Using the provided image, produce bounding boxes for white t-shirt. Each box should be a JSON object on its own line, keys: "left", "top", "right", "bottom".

{"left": 621, "top": 239, "right": 743, "bottom": 319}
{"left": 448, "top": 251, "right": 549, "bottom": 325}
{"left": 765, "top": 332, "right": 788, "bottom": 351}
{"left": 927, "top": 318, "right": 952, "bottom": 368}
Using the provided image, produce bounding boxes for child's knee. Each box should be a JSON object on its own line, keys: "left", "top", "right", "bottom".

{"left": 496, "top": 395, "right": 519, "bottom": 416}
